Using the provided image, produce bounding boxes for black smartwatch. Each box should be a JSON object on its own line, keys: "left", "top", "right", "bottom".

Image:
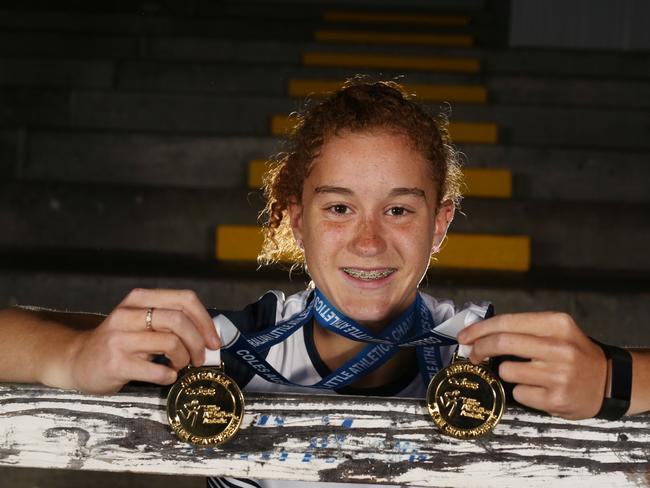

{"left": 592, "top": 339, "right": 633, "bottom": 420}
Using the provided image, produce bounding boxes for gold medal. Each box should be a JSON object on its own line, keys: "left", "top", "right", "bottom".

{"left": 426, "top": 353, "right": 505, "bottom": 439}
{"left": 167, "top": 365, "right": 244, "bottom": 447}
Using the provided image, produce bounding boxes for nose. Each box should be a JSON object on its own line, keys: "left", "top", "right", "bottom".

{"left": 348, "top": 216, "right": 387, "bottom": 257}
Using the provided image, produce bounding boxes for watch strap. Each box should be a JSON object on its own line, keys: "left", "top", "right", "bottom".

{"left": 593, "top": 339, "right": 632, "bottom": 420}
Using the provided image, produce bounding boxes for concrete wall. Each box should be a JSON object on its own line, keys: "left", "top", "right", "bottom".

{"left": 510, "top": 0, "right": 650, "bottom": 51}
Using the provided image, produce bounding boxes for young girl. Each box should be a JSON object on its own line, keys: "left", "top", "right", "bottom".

{"left": 0, "top": 80, "right": 648, "bottom": 488}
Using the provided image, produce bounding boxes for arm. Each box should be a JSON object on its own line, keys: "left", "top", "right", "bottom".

{"left": 0, "top": 289, "right": 220, "bottom": 394}
{"left": 458, "top": 312, "right": 650, "bottom": 419}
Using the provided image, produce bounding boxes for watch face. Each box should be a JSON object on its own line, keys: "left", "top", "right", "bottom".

{"left": 167, "top": 366, "right": 244, "bottom": 447}
{"left": 427, "top": 360, "right": 505, "bottom": 439}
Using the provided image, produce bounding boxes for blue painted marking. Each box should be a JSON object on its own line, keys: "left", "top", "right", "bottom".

{"left": 341, "top": 418, "right": 353, "bottom": 428}
{"left": 240, "top": 453, "right": 249, "bottom": 461}
{"left": 274, "top": 416, "right": 285, "bottom": 427}
{"left": 325, "top": 457, "right": 336, "bottom": 464}
{"left": 261, "top": 452, "right": 271, "bottom": 460}
{"left": 394, "top": 441, "right": 410, "bottom": 453}
{"left": 309, "top": 437, "right": 317, "bottom": 448}
{"left": 321, "top": 415, "right": 330, "bottom": 425}
{"left": 257, "top": 415, "right": 269, "bottom": 426}
{"left": 417, "top": 454, "right": 428, "bottom": 462}
{"left": 334, "top": 434, "right": 347, "bottom": 444}
{"left": 302, "top": 453, "right": 312, "bottom": 463}
{"left": 279, "top": 452, "right": 288, "bottom": 462}
{"left": 319, "top": 438, "right": 328, "bottom": 448}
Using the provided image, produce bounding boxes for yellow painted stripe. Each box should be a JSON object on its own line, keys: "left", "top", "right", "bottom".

{"left": 248, "top": 159, "right": 268, "bottom": 189}
{"left": 433, "top": 234, "right": 530, "bottom": 271}
{"left": 303, "top": 52, "right": 480, "bottom": 73}
{"left": 271, "top": 115, "right": 498, "bottom": 144}
{"left": 216, "top": 226, "right": 530, "bottom": 271}
{"left": 288, "top": 79, "right": 487, "bottom": 103}
{"left": 314, "top": 30, "right": 474, "bottom": 47}
{"left": 464, "top": 168, "right": 512, "bottom": 198}
{"left": 248, "top": 160, "right": 511, "bottom": 199}
{"left": 447, "top": 122, "right": 498, "bottom": 144}
{"left": 216, "top": 226, "right": 264, "bottom": 262}
{"left": 323, "top": 11, "right": 470, "bottom": 26}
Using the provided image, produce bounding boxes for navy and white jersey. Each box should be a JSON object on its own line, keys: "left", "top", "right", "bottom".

{"left": 207, "top": 289, "right": 492, "bottom": 488}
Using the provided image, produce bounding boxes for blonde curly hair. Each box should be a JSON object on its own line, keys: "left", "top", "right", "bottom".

{"left": 258, "top": 78, "right": 464, "bottom": 266}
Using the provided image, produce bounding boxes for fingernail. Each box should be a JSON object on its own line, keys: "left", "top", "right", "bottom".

{"left": 457, "top": 331, "right": 467, "bottom": 343}
{"left": 210, "top": 335, "right": 220, "bottom": 349}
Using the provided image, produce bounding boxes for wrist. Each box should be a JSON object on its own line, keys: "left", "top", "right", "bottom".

{"left": 593, "top": 339, "right": 633, "bottom": 420}
{"left": 38, "top": 329, "right": 88, "bottom": 390}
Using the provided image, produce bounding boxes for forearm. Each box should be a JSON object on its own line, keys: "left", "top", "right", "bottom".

{"left": 0, "top": 307, "right": 94, "bottom": 388}
{"left": 627, "top": 348, "right": 650, "bottom": 415}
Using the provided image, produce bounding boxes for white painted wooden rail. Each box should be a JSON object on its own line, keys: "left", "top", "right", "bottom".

{"left": 1, "top": 383, "right": 649, "bottom": 487}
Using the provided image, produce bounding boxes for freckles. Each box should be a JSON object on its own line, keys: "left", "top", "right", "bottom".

{"left": 321, "top": 221, "right": 348, "bottom": 238}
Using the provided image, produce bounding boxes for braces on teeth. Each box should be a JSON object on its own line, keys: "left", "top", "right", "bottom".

{"left": 343, "top": 268, "right": 394, "bottom": 280}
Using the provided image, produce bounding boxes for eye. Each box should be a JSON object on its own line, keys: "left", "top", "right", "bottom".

{"left": 327, "top": 204, "right": 350, "bottom": 215}
{"left": 387, "top": 206, "right": 410, "bottom": 217}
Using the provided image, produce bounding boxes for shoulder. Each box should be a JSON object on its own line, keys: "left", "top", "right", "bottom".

{"left": 206, "top": 289, "right": 312, "bottom": 387}
{"left": 418, "top": 291, "right": 494, "bottom": 322}
{"left": 207, "top": 288, "right": 312, "bottom": 332}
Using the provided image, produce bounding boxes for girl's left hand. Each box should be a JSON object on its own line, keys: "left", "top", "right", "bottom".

{"left": 457, "top": 312, "right": 607, "bottom": 420}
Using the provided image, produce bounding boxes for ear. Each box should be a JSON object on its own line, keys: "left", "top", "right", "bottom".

{"left": 432, "top": 200, "right": 455, "bottom": 253}
{"left": 287, "top": 200, "right": 304, "bottom": 247}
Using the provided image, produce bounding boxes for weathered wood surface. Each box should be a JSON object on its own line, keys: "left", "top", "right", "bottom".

{"left": 1, "top": 383, "right": 649, "bottom": 487}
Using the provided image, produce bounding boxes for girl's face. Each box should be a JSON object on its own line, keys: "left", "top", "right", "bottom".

{"left": 289, "top": 129, "right": 453, "bottom": 329}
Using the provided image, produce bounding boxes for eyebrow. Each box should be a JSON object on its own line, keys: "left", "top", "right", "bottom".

{"left": 314, "top": 185, "right": 354, "bottom": 196}
{"left": 313, "top": 186, "right": 427, "bottom": 199}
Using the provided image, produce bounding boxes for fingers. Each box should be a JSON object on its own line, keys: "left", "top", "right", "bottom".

{"left": 124, "top": 331, "right": 192, "bottom": 371}
{"left": 510, "top": 385, "right": 551, "bottom": 413}
{"left": 118, "top": 288, "right": 219, "bottom": 349}
{"left": 469, "top": 332, "right": 565, "bottom": 364}
{"left": 106, "top": 307, "right": 208, "bottom": 366}
{"left": 458, "top": 312, "right": 578, "bottom": 345}
{"left": 497, "top": 358, "right": 552, "bottom": 387}
{"left": 123, "top": 358, "right": 178, "bottom": 386}
{"left": 150, "top": 308, "right": 207, "bottom": 366}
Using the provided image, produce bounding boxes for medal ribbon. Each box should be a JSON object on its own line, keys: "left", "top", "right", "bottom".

{"left": 225, "top": 296, "right": 413, "bottom": 390}
{"left": 215, "top": 289, "right": 485, "bottom": 390}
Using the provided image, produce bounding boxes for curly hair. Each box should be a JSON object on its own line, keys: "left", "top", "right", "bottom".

{"left": 258, "top": 78, "right": 464, "bottom": 266}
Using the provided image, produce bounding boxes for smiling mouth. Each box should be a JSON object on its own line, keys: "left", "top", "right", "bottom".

{"left": 342, "top": 268, "right": 397, "bottom": 281}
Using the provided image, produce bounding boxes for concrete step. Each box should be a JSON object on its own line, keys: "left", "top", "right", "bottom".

{"left": 0, "top": 32, "right": 140, "bottom": 58}
{"left": 220, "top": 0, "right": 486, "bottom": 14}
{"left": 322, "top": 11, "right": 471, "bottom": 26}
{"left": 287, "top": 79, "right": 488, "bottom": 103}
{"left": 1, "top": 181, "right": 650, "bottom": 272}
{"left": 0, "top": 8, "right": 474, "bottom": 42}
{"left": 216, "top": 225, "right": 531, "bottom": 272}
{"left": 1, "top": 266, "right": 648, "bottom": 347}
{"left": 5, "top": 57, "right": 649, "bottom": 110}
{"left": 313, "top": 30, "right": 474, "bottom": 47}
{"left": 299, "top": 45, "right": 650, "bottom": 79}
{"left": 118, "top": 61, "right": 480, "bottom": 93}
{"left": 271, "top": 115, "right": 498, "bottom": 144}
{"left": 7, "top": 131, "right": 650, "bottom": 202}
{"left": 4, "top": 89, "right": 646, "bottom": 149}
{"left": 1, "top": 0, "right": 485, "bottom": 21}
{"left": 0, "top": 33, "right": 648, "bottom": 79}
{"left": 0, "top": 58, "right": 115, "bottom": 89}
{"left": 487, "top": 75, "right": 650, "bottom": 109}
{"left": 0, "top": 9, "right": 318, "bottom": 39}
{"left": 247, "top": 160, "right": 513, "bottom": 198}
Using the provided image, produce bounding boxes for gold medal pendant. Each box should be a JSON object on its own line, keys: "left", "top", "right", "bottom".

{"left": 167, "top": 365, "right": 245, "bottom": 447}
{"left": 426, "top": 353, "right": 505, "bottom": 439}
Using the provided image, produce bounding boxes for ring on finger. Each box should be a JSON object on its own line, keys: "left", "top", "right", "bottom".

{"left": 145, "top": 307, "right": 154, "bottom": 331}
